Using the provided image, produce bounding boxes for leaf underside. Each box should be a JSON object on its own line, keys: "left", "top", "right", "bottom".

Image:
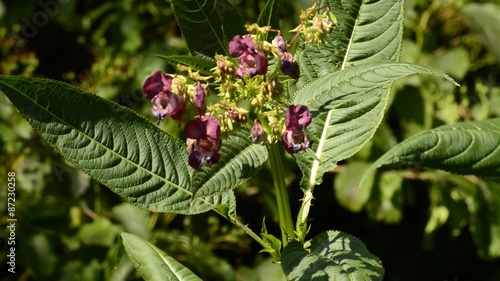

{"left": 365, "top": 118, "right": 500, "bottom": 178}
{"left": 281, "top": 231, "right": 384, "bottom": 281}
{"left": 0, "top": 76, "right": 267, "bottom": 215}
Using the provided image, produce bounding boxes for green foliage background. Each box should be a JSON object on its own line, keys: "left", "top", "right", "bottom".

{"left": 1, "top": 0, "right": 500, "bottom": 280}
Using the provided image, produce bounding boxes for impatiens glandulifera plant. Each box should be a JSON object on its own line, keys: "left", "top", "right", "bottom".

{"left": 2, "top": 0, "right": 500, "bottom": 280}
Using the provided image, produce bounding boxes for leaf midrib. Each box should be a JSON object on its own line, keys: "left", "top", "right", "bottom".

{"left": 1, "top": 79, "right": 193, "bottom": 196}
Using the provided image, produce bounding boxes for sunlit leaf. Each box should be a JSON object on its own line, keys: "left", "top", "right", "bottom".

{"left": 363, "top": 118, "right": 500, "bottom": 181}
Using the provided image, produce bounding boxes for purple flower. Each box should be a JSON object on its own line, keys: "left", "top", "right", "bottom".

{"left": 282, "top": 105, "right": 312, "bottom": 154}
{"left": 285, "top": 104, "right": 312, "bottom": 129}
{"left": 236, "top": 50, "right": 268, "bottom": 78}
{"left": 229, "top": 35, "right": 255, "bottom": 57}
{"left": 193, "top": 82, "right": 207, "bottom": 116}
{"left": 280, "top": 52, "right": 300, "bottom": 80}
{"left": 184, "top": 115, "right": 222, "bottom": 170}
{"left": 251, "top": 119, "right": 267, "bottom": 144}
{"left": 151, "top": 91, "right": 186, "bottom": 125}
{"left": 282, "top": 127, "right": 311, "bottom": 154}
{"left": 143, "top": 71, "right": 172, "bottom": 99}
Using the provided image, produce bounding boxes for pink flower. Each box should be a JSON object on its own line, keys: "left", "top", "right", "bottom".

{"left": 184, "top": 115, "right": 222, "bottom": 170}
{"left": 285, "top": 104, "right": 312, "bottom": 129}
{"left": 272, "top": 34, "right": 287, "bottom": 55}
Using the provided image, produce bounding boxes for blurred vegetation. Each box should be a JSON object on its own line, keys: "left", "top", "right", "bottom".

{"left": 1, "top": 0, "right": 500, "bottom": 280}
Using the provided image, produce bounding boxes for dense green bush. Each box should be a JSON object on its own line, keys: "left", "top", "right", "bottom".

{"left": 1, "top": 0, "right": 499, "bottom": 280}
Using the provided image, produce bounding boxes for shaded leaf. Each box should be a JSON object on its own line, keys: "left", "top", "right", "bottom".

{"left": 156, "top": 55, "right": 216, "bottom": 74}
{"left": 257, "top": 0, "right": 280, "bottom": 40}
{"left": 363, "top": 118, "right": 500, "bottom": 181}
{"left": 122, "top": 232, "right": 203, "bottom": 281}
{"left": 334, "top": 161, "right": 374, "bottom": 212}
{"left": 462, "top": 3, "right": 500, "bottom": 62}
{"left": 171, "top": 0, "right": 246, "bottom": 57}
{"left": 281, "top": 231, "right": 384, "bottom": 281}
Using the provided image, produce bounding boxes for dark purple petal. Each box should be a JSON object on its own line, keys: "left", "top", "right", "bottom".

{"left": 280, "top": 52, "right": 300, "bottom": 80}
{"left": 184, "top": 118, "right": 205, "bottom": 139}
{"left": 188, "top": 150, "right": 204, "bottom": 170}
{"left": 143, "top": 71, "right": 172, "bottom": 99}
{"left": 285, "top": 104, "right": 312, "bottom": 129}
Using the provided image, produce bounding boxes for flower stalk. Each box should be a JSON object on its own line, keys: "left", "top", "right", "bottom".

{"left": 268, "top": 142, "right": 295, "bottom": 246}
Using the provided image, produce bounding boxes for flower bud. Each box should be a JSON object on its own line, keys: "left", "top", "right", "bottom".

{"left": 280, "top": 52, "right": 300, "bottom": 80}
{"left": 251, "top": 119, "right": 267, "bottom": 144}
{"left": 193, "top": 81, "right": 207, "bottom": 115}
{"left": 272, "top": 34, "right": 287, "bottom": 55}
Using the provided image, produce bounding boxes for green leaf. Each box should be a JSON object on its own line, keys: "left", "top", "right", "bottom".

{"left": 363, "top": 118, "right": 500, "bottom": 181}
{"left": 293, "top": 62, "right": 458, "bottom": 109}
{"left": 257, "top": 0, "right": 280, "bottom": 40}
{"left": 281, "top": 231, "right": 384, "bottom": 281}
{"left": 289, "top": 0, "right": 406, "bottom": 187}
{"left": 0, "top": 76, "right": 267, "bottom": 216}
{"left": 334, "top": 161, "right": 374, "bottom": 212}
{"left": 291, "top": 0, "right": 405, "bottom": 92}
{"left": 156, "top": 55, "right": 216, "bottom": 74}
{"left": 121, "top": 232, "right": 203, "bottom": 281}
{"left": 294, "top": 62, "right": 457, "bottom": 186}
{"left": 171, "top": 0, "right": 246, "bottom": 57}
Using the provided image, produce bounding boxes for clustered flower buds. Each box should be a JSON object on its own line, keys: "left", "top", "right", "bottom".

{"left": 292, "top": 3, "right": 337, "bottom": 44}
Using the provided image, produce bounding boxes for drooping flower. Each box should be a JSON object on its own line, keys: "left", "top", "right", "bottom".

{"left": 151, "top": 91, "right": 186, "bottom": 125}
{"left": 143, "top": 70, "right": 172, "bottom": 99}
{"left": 280, "top": 52, "right": 300, "bottom": 80}
{"left": 282, "top": 104, "right": 312, "bottom": 154}
{"left": 192, "top": 81, "right": 207, "bottom": 115}
{"left": 236, "top": 49, "right": 268, "bottom": 78}
{"left": 184, "top": 115, "right": 222, "bottom": 170}
{"left": 282, "top": 127, "right": 311, "bottom": 154}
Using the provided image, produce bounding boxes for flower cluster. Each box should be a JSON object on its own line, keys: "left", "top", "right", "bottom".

{"left": 143, "top": 9, "right": 333, "bottom": 168}
{"left": 143, "top": 70, "right": 221, "bottom": 170}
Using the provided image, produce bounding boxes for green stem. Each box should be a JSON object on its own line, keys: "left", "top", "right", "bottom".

{"left": 268, "top": 142, "right": 295, "bottom": 246}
